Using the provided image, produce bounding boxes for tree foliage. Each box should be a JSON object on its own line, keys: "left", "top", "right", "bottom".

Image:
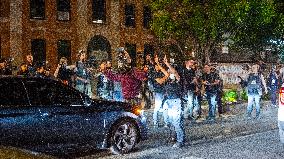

{"left": 146, "top": 0, "right": 284, "bottom": 63}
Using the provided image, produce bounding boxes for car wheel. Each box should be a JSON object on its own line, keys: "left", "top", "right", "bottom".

{"left": 110, "top": 120, "right": 138, "bottom": 155}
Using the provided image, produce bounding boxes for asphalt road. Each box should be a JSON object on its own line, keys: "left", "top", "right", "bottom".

{"left": 82, "top": 130, "right": 284, "bottom": 159}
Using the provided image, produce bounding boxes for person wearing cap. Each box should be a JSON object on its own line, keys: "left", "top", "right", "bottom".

{"left": 201, "top": 63, "right": 221, "bottom": 121}
{"left": 267, "top": 65, "right": 279, "bottom": 107}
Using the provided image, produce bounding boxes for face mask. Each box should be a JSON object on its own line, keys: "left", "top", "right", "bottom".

{"left": 169, "top": 73, "right": 175, "bottom": 80}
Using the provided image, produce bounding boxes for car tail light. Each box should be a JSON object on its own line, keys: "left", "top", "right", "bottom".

{"left": 279, "top": 86, "right": 284, "bottom": 106}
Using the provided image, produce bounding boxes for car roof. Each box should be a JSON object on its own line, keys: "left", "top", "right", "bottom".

{"left": 0, "top": 75, "right": 56, "bottom": 81}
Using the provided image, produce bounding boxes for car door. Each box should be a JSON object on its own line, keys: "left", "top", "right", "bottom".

{"left": 24, "top": 79, "right": 104, "bottom": 146}
{"left": 0, "top": 78, "right": 43, "bottom": 147}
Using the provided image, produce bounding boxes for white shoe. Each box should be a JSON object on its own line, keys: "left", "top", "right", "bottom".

{"left": 172, "top": 142, "right": 183, "bottom": 148}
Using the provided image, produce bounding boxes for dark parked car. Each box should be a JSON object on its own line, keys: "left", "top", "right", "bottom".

{"left": 0, "top": 76, "right": 147, "bottom": 155}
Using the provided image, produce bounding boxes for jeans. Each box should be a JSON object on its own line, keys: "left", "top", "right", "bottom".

{"left": 193, "top": 94, "right": 202, "bottom": 116}
{"left": 247, "top": 94, "right": 261, "bottom": 117}
{"left": 164, "top": 98, "right": 185, "bottom": 144}
{"left": 183, "top": 91, "right": 195, "bottom": 119}
{"left": 217, "top": 91, "right": 223, "bottom": 114}
{"left": 113, "top": 91, "right": 123, "bottom": 102}
{"left": 76, "top": 83, "right": 92, "bottom": 98}
{"left": 279, "top": 121, "right": 284, "bottom": 144}
{"left": 113, "top": 82, "right": 123, "bottom": 102}
{"left": 270, "top": 87, "right": 278, "bottom": 106}
{"left": 153, "top": 92, "right": 168, "bottom": 125}
{"left": 206, "top": 92, "right": 217, "bottom": 118}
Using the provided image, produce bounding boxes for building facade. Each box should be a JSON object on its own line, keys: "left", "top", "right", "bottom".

{"left": 0, "top": 0, "right": 157, "bottom": 71}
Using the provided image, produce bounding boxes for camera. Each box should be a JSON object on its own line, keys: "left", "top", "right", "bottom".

{"left": 116, "top": 47, "right": 125, "bottom": 53}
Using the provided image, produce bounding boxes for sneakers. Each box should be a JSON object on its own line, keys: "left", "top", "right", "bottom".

{"left": 206, "top": 116, "right": 216, "bottom": 122}
{"left": 172, "top": 142, "right": 184, "bottom": 148}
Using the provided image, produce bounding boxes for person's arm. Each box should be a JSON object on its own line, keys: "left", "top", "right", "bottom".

{"left": 212, "top": 73, "right": 220, "bottom": 85}
{"left": 155, "top": 63, "right": 169, "bottom": 85}
{"left": 163, "top": 55, "right": 180, "bottom": 81}
{"left": 54, "top": 64, "right": 60, "bottom": 78}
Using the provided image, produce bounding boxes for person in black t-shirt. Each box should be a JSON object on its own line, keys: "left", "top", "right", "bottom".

{"left": 182, "top": 58, "right": 198, "bottom": 120}
{"left": 54, "top": 57, "right": 75, "bottom": 86}
{"left": 150, "top": 54, "right": 169, "bottom": 128}
{"left": 201, "top": 64, "right": 220, "bottom": 121}
{"left": 161, "top": 55, "right": 185, "bottom": 148}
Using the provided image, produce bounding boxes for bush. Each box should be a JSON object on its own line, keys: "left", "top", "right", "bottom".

{"left": 222, "top": 89, "right": 238, "bottom": 104}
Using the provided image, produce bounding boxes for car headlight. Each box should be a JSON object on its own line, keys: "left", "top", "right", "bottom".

{"left": 133, "top": 107, "right": 144, "bottom": 116}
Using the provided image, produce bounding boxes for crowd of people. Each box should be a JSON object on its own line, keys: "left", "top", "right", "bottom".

{"left": 0, "top": 48, "right": 283, "bottom": 148}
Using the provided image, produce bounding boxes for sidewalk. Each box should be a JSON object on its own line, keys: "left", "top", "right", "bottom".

{"left": 143, "top": 101, "right": 278, "bottom": 145}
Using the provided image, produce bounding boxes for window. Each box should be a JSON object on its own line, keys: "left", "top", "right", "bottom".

{"left": 0, "top": 37, "right": 1, "bottom": 60}
{"left": 57, "top": 40, "right": 71, "bottom": 64}
{"left": 55, "top": 83, "right": 83, "bottom": 106}
{"left": 92, "top": 0, "right": 106, "bottom": 23}
{"left": 125, "top": 4, "right": 135, "bottom": 27}
{"left": 25, "top": 80, "right": 83, "bottom": 106}
{"left": 125, "top": 43, "right": 136, "bottom": 67}
{"left": 143, "top": 6, "right": 152, "bottom": 29}
{"left": 30, "top": 0, "right": 45, "bottom": 19}
{"left": 0, "top": 80, "right": 29, "bottom": 106}
{"left": 0, "top": 0, "right": 9, "bottom": 17}
{"left": 57, "top": 0, "right": 70, "bottom": 21}
{"left": 31, "top": 39, "right": 46, "bottom": 64}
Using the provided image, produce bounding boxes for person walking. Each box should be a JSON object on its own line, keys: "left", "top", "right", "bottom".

{"left": 201, "top": 64, "right": 220, "bottom": 121}
{"left": 54, "top": 57, "right": 75, "bottom": 86}
{"left": 150, "top": 54, "right": 169, "bottom": 128}
{"left": 182, "top": 58, "right": 197, "bottom": 120}
{"left": 74, "top": 50, "right": 93, "bottom": 98}
{"left": 97, "top": 61, "right": 114, "bottom": 100}
{"left": 162, "top": 55, "right": 185, "bottom": 148}
{"left": 245, "top": 64, "right": 268, "bottom": 119}
{"left": 103, "top": 48, "right": 147, "bottom": 106}
{"left": 267, "top": 65, "right": 279, "bottom": 107}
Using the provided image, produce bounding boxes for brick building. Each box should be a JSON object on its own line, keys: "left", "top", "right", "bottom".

{"left": 0, "top": 0, "right": 157, "bottom": 71}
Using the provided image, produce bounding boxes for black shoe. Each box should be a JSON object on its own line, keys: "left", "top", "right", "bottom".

{"left": 195, "top": 115, "right": 201, "bottom": 120}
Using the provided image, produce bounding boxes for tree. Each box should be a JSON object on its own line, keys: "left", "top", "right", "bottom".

{"left": 146, "top": 0, "right": 284, "bottom": 63}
